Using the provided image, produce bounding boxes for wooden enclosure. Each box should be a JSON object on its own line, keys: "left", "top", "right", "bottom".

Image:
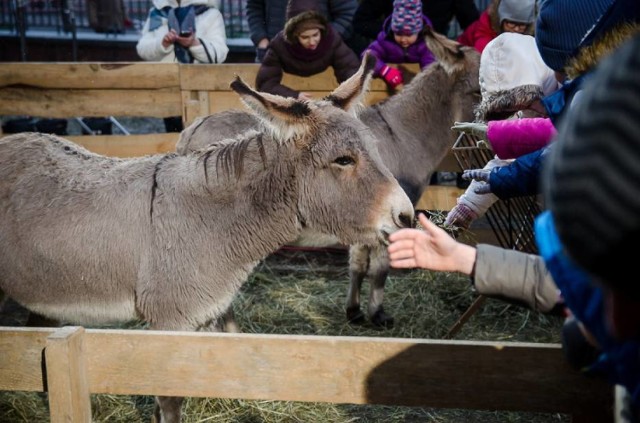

{"left": 0, "top": 326, "right": 614, "bottom": 422}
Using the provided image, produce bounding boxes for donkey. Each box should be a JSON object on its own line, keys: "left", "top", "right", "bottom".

{"left": 0, "top": 57, "right": 414, "bottom": 423}
{"left": 176, "top": 28, "right": 481, "bottom": 328}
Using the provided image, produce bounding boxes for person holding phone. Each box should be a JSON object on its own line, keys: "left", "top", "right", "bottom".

{"left": 137, "top": 0, "right": 229, "bottom": 131}
{"left": 137, "top": 0, "right": 228, "bottom": 64}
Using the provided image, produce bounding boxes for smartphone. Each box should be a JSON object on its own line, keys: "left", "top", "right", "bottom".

{"left": 179, "top": 30, "right": 192, "bottom": 37}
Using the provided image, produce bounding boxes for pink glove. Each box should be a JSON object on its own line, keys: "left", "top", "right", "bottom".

{"left": 381, "top": 65, "right": 403, "bottom": 88}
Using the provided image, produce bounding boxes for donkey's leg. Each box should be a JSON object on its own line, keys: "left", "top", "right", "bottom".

{"left": 152, "top": 396, "right": 184, "bottom": 423}
{"left": 26, "top": 311, "right": 60, "bottom": 327}
{"left": 347, "top": 244, "right": 370, "bottom": 324}
{"left": 367, "top": 245, "right": 394, "bottom": 328}
{"left": 200, "top": 308, "right": 241, "bottom": 333}
{"left": 148, "top": 321, "right": 193, "bottom": 423}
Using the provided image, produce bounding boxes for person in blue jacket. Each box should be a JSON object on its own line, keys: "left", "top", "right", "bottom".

{"left": 536, "top": 32, "right": 640, "bottom": 420}
{"left": 362, "top": 0, "right": 435, "bottom": 91}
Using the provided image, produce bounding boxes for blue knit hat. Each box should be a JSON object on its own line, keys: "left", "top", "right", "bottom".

{"left": 391, "top": 0, "right": 423, "bottom": 35}
{"left": 535, "top": 0, "right": 640, "bottom": 72}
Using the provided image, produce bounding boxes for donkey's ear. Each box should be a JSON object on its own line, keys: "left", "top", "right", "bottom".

{"left": 323, "top": 51, "right": 376, "bottom": 114}
{"left": 230, "top": 76, "right": 314, "bottom": 142}
{"left": 423, "top": 25, "right": 467, "bottom": 75}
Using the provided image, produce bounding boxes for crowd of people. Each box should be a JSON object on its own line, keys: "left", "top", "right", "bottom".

{"left": 134, "top": 0, "right": 640, "bottom": 420}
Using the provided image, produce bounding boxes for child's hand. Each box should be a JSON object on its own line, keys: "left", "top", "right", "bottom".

{"left": 381, "top": 65, "right": 403, "bottom": 89}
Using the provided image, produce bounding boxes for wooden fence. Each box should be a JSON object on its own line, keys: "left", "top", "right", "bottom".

{"left": 0, "top": 62, "right": 463, "bottom": 211}
{"left": 0, "top": 326, "right": 614, "bottom": 422}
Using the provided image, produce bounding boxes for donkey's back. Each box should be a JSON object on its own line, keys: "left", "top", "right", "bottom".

{"left": 0, "top": 133, "right": 155, "bottom": 324}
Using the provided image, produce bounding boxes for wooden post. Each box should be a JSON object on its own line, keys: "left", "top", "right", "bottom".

{"left": 45, "top": 326, "right": 91, "bottom": 423}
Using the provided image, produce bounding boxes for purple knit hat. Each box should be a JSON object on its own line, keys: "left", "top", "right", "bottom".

{"left": 391, "top": 0, "right": 423, "bottom": 35}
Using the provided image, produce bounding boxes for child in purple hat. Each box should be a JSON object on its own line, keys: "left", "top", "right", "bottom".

{"left": 362, "top": 0, "right": 435, "bottom": 90}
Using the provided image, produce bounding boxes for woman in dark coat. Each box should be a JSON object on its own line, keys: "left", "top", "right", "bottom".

{"left": 255, "top": 0, "right": 360, "bottom": 99}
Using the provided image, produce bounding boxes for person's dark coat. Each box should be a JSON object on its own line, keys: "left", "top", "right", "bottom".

{"left": 255, "top": 0, "right": 360, "bottom": 98}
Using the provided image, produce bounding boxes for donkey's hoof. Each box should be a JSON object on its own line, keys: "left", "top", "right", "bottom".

{"left": 347, "top": 306, "right": 366, "bottom": 324}
{"left": 371, "top": 309, "right": 394, "bottom": 329}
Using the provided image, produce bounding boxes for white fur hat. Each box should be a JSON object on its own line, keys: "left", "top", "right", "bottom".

{"left": 476, "top": 32, "right": 559, "bottom": 120}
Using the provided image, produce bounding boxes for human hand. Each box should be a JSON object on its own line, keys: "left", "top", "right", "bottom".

{"left": 256, "top": 47, "right": 267, "bottom": 62}
{"left": 175, "top": 31, "right": 197, "bottom": 47}
{"left": 381, "top": 65, "right": 403, "bottom": 89}
{"left": 298, "top": 92, "right": 313, "bottom": 101}
{"left": 387, "top": 213, "right": 476, "bottom": 274}
{"left": 162, "top": 30, "right": 178, "bottom": 48}
{"left": 451, "top": 121, "right": 488, "bottom": 138}
{"left": 461, "top": 169, "right": 492, "bottom": 194}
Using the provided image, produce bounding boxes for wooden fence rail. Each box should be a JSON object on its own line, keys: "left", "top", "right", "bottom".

{"left": 0, "top": 62, "right": 463, "bottom": 211}
{"left": 0, "top": 326, "right": 613, "bottom": 422}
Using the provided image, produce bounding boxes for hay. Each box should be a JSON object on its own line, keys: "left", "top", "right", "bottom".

{"left": 0, "top": 243, "right": 566, "bottom": 422}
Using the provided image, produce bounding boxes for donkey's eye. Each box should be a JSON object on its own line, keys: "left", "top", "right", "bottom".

{"left": 334, "top": 156, "right": 355, "bottom": 166}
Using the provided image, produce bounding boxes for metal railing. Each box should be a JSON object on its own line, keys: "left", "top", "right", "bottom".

{"left": 1, "top": 0, "right": 249, "bottom": 39}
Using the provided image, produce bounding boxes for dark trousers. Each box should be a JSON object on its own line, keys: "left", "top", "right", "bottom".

{"left": 163, "top": 116, "right": 184, "bottom": 133}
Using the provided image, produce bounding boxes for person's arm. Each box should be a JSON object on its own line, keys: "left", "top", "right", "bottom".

{"left": 486, "top": 118, "right": 557, "bottom": 160}
{"left": 332, "top": 39, "right": 362, "bottom": 83}
{"left": 246, "top": 0, "right": 268, "bottom": 47}
{"left": 136, "top": 13, "right": 173, "bottom": 62}
{"left": 474, "top": 244, "right": 560, "bottom": 312}
{"left": 255, "top": 48, "right": 298, "bottom": 98}
{"left": 189, "top": 8, "right": 229, "bottom": 64}
{"left": 388, "top": 214, "right": 561, "bottom": 312}
{"left": 328, "top": 0, "right": 358, "bottom": 40}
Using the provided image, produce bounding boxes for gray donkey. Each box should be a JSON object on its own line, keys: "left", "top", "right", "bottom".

{"left": 0, "top": 56, "right": 414, "bottom": 423}
{"left": 177, "top": 28, "right": 481, "bottom": 328}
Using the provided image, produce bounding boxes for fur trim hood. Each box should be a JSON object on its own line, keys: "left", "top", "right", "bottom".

{"left": 475, "top": 33, "right": 558, "bottom": 121}
{"left": 284, "top": 10, "right": 329, "bottom": 44}
{"left": 564, "top": 22, "right": 640, "bottom": 80}
{"left": 475, "top": 85, "right": 545, "bottom": 121}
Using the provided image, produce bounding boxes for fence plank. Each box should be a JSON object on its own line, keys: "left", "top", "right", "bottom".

{"left": 0, "top": 327, "right": 53, "bottom": 392}
{"left": 45, "top": 326, "right": 91, "bottom": 423}
{"left": 82, "top": 330, "right": 612, "bottom": 418}
{"left": 0, "top": 87, "right": 182, "bottom": 118}
{"left": 66, "top": 133, "right": 179, "bottom": 157}
{"left": 0, "top": 63, "right": 179, "bottom": 89}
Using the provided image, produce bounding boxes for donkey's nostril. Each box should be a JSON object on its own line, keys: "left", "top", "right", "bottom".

{"left": 399, "top": 212, "right": 414, "bottom": 228}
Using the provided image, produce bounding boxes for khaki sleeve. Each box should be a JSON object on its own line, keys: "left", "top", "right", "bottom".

{"left": 473, "top": 244, "right": 561, "bottom": 312}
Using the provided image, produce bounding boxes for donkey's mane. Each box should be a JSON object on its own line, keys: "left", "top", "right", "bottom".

{"left": 196, "top": 131, "right": 267, "bottom": 183}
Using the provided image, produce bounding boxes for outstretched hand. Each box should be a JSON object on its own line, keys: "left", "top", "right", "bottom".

{"left": 387, "top": 213, "right": 476, "bottom": 275}
{"left": 462, "top": 169, "right": 492, "bottom": 194}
